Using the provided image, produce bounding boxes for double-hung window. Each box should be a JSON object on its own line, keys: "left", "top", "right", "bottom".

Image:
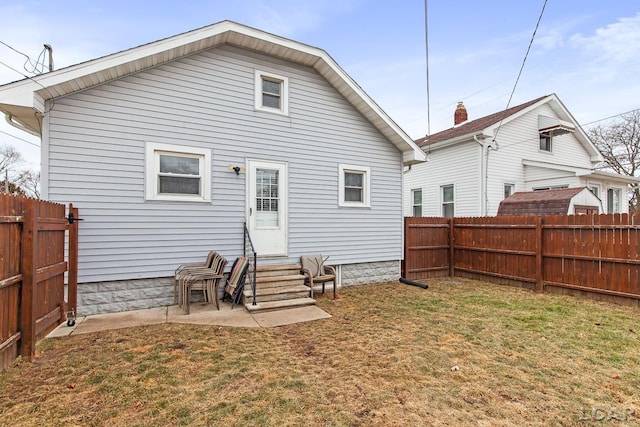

{"left": 339, "top": 164, "right": 370, "bottom": 207}
{"left": 504, "top": 183, "right": 515, "bottom": 199}
{"left": 145, "top": 142, "right": 211, "bottom": 202}
{"left": 255, "top": 70, "right": 289, "bottom": 115}
{"left": 442, "top": 184, "right": 454, "bottom": 217}
{"left": 607, "top": 188, "right": 621, "bottom": 213}
{"left": 411, "top": 189, "right": 422, "bottom": 217}
{"left": 539, "top": 134, "right": 552, "bottom": 152}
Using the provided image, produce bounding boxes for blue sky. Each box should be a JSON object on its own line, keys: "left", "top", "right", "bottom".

{"left": 1, "top": 0, "right": 639, "bottom": 169}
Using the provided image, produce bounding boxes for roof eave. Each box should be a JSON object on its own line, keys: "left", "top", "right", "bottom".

{"left": 0, "top": 21, "right": 419, "bottom": 159}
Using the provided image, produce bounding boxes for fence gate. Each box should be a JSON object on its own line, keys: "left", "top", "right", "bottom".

{"left": 0, "top": 194, "right": 78, "bottom": 371}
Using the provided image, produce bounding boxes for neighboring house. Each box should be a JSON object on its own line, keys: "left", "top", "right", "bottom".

{"left": 497, "top": 187, "right": 603, "bottom": 216}
{"left": 404, "top": 93, "right": 639, "bottom": 217}
{"left": 0, "top": 21, "right": 425, "bottom": 315}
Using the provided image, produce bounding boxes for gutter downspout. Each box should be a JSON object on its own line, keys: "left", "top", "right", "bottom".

{"left": 473, "top": 134, "right": 486, "bottom": 216}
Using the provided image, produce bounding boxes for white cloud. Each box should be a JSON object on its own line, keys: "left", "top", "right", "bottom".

{"left": 570, "top": 12, "right": 640, "bottom": 63}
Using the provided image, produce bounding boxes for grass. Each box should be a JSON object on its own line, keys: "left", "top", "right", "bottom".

{"left": 1, "top": 278, "right": 639, "bottom": 426}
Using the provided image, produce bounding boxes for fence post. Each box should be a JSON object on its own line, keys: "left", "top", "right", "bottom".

{"left": 20, "top": 199, "right": 37, "bottom": 361}
{"left": 448, "top": 217, "right": 455, "bottom": 277}
{"left": 535, "top": 216, "right": 543, "bottom": 292}
{"left": 67, "top": 204, "right": 79, "bottom": 316}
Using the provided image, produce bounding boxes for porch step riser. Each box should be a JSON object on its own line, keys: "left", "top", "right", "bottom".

{"left": 244, "top": 263, "right": 313, "bottom": 313}
{"left": 244, "top": 297, "right": 316, "bottom": 313}
{"left": 244, "top": 291, "right": 310, "bottom": 303}
{"left": 256, "top": 269, "right": 301, "bottom": 278}
{"left": 257, "top": 279, "right": 305, "bottom": 289}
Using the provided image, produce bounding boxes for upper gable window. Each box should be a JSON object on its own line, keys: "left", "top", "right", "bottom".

{"left": 255, "top": 70, "right": 289, "bottom": 115}
{"left": 145, "top": 142, "right": 211, "bottom": 202}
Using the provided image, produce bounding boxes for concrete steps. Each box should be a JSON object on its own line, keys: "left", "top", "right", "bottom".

{"left": 243, "top": 263, "right": 315, "bottom": 313}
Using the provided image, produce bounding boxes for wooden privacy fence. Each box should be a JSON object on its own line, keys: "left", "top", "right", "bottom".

{"left": 404, "top": 214, "right": 640, "bottom": 305}
{"left": 0, "top": 194, "right": 78, "bottom": 371}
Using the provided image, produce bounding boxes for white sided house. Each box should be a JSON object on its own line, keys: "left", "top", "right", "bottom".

{"left": 404, "top": 94, "right": 639, "bottom": 218}
{"left": 0, "top": 21, "right": 425, "bottom": 315}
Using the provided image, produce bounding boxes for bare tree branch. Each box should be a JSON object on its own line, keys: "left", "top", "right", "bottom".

{"left": 589, "top": 110, "right": 640, "bottom": 212}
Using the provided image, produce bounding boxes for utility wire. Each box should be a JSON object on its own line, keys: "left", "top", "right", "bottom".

{"left": 424, "top": 0, "right": 431, "bottom": 139}
{"left": 0, "top": 130, "right": 40, "bottom": 148}
{"left": 0, "top": 40, "right": 48, "bottom": 75}
{"left": 493, "top": 0, "right": 548, "bottom": 144}
{"left": 582, "top": 108, "right": 640, "bottom": 126}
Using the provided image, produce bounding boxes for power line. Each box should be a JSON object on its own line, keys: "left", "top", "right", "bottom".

{"left": 0, "top": 129, "right": 40, "bottom": 148}
{"left": 424, "top": 0, "right": 431, "bottom": 139}
{"left": 493, "top": 0, "right": 548, "bottom": 143}
{"left": 581, "top": 108, "right": 640, "bottom": 127}
{"left": 0, "top": 40, "right": 47, "bottom": 75}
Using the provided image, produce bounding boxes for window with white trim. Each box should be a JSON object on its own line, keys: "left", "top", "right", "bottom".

{"left": 504, "top": 183, "right": 515, "bottom": 199}
{"left": 411, "top": 188, "right": 422, "bottom": 217}
{"left": 339, "top": 164, "right": 370, "bottom": 207}
{"left": 607, "top": 188, "right": 621, "bottom": 213}
{"left": 255, "top": 70, "right": 289, "bottom": 115}
{"left": 145, "top": 142, "right": 211, "bottom": 202}
{"left": 442, "top": 184, "right": 454, "bottom": 217}
{"left": 539, "top": 134, "right": 552, "bottom": 152}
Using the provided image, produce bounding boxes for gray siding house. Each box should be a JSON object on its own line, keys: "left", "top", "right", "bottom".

{"left": 0, "top": 21, "right": 425, "bottom": 315}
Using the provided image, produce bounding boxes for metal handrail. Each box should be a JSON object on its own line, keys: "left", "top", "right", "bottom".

{"left": 243, "top": 222, "right": 257, "bottom": 306}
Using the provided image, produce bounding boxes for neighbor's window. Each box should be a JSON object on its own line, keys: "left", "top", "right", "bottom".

{"left": 588, "top": 184, "right": 601, "bottom": 199}
{"left": 145, "top": 142, "right": 211, "bottom": 202}
{"left": 504, "top": 183, "right": 515, "bottom": 199}
{"left": 607, "top": 188, "right": 621, "bottom": 213}
{"left": 255, "top": 70, "right": 289, "bottom": 115}
{"left": 412, "top": 188, "right": 422, "bottom": 217}
{"left": 539, "top": 134, "right": 552, "bottom": 152}
{"left": 339, "top": 164, "right": 370, "bottom": 207}
{"left": 442, "top": 184, "right": 454, "bottom": 217}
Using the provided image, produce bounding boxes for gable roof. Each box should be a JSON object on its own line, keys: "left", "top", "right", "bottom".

{"left": 416, "top": 94, "right": 602, "bottom": 162}
{"left": 0, "top": 20, "right": 426, "bottom": 165}
{"left": 416, "top": 95, "right": 546, "bottom": 146}
{"left": 497, "top": 187, "right": 593, "bottom": 215}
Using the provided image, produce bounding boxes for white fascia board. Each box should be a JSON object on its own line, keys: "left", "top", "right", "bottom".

{"left": 588, "top": 170, "right": 640, "bottom": 185}
{"left": 522, "top": 159, "right": 589, "bottom": 175}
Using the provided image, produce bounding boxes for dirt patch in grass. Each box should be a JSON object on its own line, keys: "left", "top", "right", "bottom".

{"left": 1, "top": 278, "right": 639, "bottom": 426}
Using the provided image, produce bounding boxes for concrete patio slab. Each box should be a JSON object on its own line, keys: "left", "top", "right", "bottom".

{"left": 167, "top": 302, "right": 261, "bottom": 328}
{"left": 71, "top": 307, "right": 168, "bottom": 335}
{"left": 252, "top": 305, "right": 332, "bottom": 327}
{"left": 46, "top": 302, "right": 331, "bottom": 338}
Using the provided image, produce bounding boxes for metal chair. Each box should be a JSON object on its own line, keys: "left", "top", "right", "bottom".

{"left": 301, "top": 254, "right": 336, "bottom": 299}
{"left": 179, "top": 253, "right": 228, "bottom": 314}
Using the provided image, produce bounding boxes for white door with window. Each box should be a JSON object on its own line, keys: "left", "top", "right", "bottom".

{"left": 247, "top": 160, "right": 288, "bottom": 256}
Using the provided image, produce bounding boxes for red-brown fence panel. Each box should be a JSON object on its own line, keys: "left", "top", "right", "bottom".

{"left": 404, "top": 214, "right": 640, "bottom": 305}
{"left": 403, "top": 217, "right": 450, "bottom": 280}
{"left": 0, "top": 194, "right": 78, "bottom": 370}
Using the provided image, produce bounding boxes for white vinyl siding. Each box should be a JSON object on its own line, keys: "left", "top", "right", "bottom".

{"left": 43, "top": 45, "right": 403, "bottom": 283}
{"left": 403, "top": 102, "right": 605, "bottom": 216}
{"left": 403, "top": 140, "right": 481, "bottom": 217}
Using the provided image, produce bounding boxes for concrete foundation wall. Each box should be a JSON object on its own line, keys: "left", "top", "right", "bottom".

{"left": 341, "top": 260, "right": 400, "bottom": 286}
{"left": 78, "top": 260, "right": 400, "bottom": 315}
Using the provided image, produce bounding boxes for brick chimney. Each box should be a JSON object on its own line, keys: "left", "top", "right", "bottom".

{"left": 454, "top": 101, "right": 468, "bottom": 125}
